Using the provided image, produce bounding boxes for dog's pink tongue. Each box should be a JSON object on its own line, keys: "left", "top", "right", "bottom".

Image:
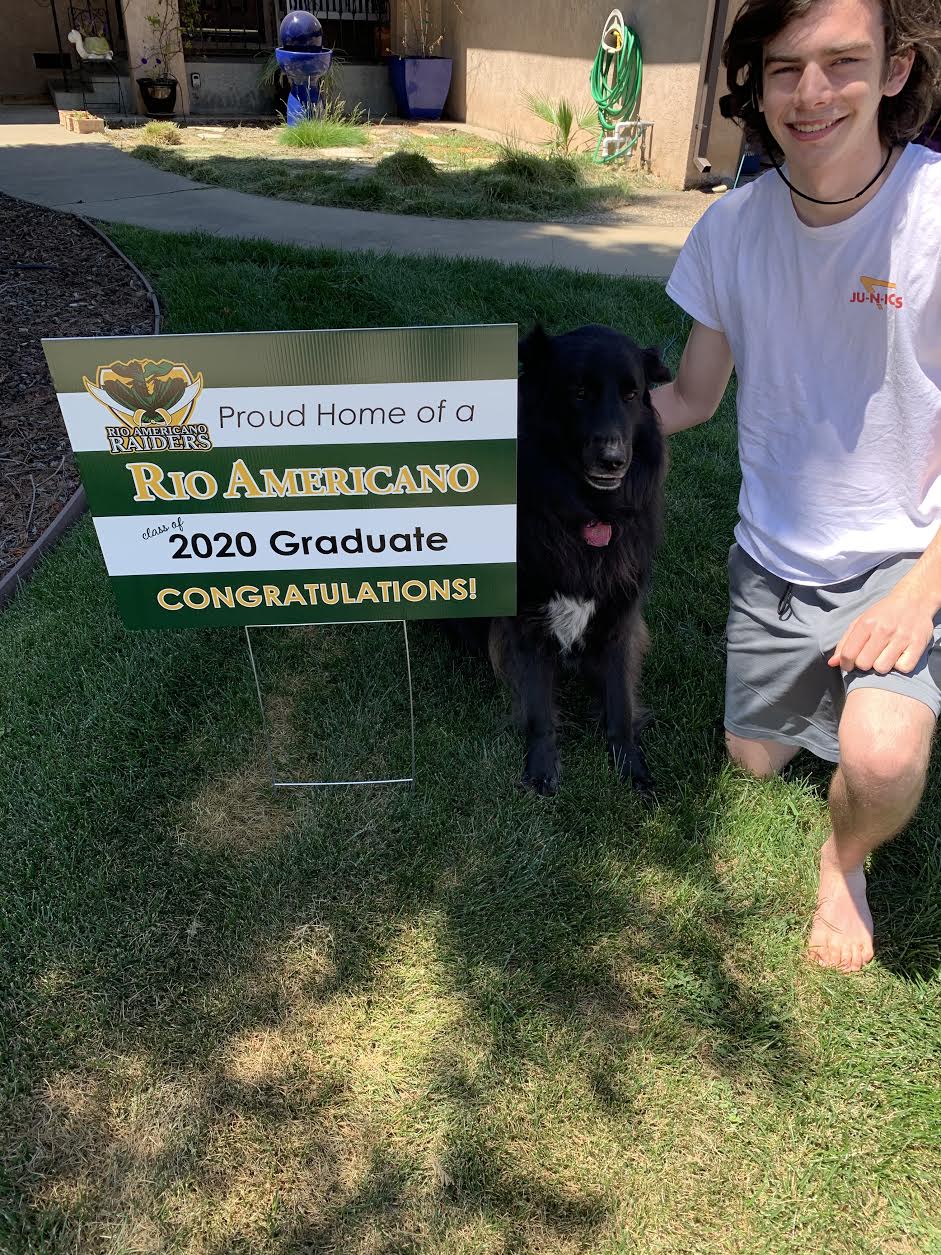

{"left": 582, "top": 521, "right": 612, "bottom": 547}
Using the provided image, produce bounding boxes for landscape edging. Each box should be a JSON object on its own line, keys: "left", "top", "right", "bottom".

{"left": 0, "top": 215, "right": 161, "bottom": 612}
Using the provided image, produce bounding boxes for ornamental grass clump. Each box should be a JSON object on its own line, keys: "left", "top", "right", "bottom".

{"left": 141, "top": 120, "right": 183, "bottom": 145}
{"left": 278, "top": 100, "right": 368, "bottom": 150}
{"left": 374, "top": 150, "right": 439, "bottom": 187}
{"left": 480, "top": 149, "right": 583, "bottom": 207}
{"left": 493, "top": 148, "right": 581, "bottom": 187}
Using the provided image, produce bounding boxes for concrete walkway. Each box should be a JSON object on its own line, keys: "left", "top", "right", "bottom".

{"left": 0, "top": 107, "right": 688, "bottom": 278}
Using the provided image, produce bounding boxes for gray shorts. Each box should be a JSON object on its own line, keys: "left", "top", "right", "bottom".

{"left": 725, "top": 544, "right": 941, "bottom": 762}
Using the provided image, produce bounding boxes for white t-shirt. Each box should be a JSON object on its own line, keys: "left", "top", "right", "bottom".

{"left": 666, "top": 142, "right": 941, "bottom": 586}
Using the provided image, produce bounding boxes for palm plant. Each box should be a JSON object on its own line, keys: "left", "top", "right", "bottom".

{"left": 525, "top": 93, "right": 597, "bottom": 156}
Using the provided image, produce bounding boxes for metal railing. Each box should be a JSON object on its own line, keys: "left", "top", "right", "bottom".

{"left": 49, "top": 0, "right": 127, "bottom": 95}
{"left": 274, "top": 0, "right": 390, "bottom": 61}
{"left": 49, "top": 0, "right": 127, "bottom": 88}
{"left": 184, "top": 0, "right": 389, "bottom": 59}
{"left": 66, "top": 0, "right": 127, "bottom": 51}
{"left": 276, "top": 0, "right": 389, "bottom": 20}
{"left": 186, "top": 0, "right": 269, "bottom": 55}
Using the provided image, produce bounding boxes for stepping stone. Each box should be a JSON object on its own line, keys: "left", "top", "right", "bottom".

{"left": 314, "top": 146, "right": 370, "bottom": 159}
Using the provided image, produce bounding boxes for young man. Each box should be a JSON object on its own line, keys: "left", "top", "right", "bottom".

{"left": 654, "top": 0, "right": 941, "bottom": 971}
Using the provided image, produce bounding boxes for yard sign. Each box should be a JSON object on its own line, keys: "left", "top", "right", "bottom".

{"left": 43, "top": 325, "right": 517, "bottom": 630}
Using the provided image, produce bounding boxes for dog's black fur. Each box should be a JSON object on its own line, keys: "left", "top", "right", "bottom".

{"left": 482, "top": 324, "right": 670, "bottom": 796}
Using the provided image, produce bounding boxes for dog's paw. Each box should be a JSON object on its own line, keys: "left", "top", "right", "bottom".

{"left": 608, "top": 740, "right": 655, "bottom": 798}
{"left": 633, "top": 773, "right": 657, "bottom": 804}
{"left": 522, "top": 745, "right": 561, "bottom": 796}
{"left": 522, "top": 772, "right": 561, "bottom": 797}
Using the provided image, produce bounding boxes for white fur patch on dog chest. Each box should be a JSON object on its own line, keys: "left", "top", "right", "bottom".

{"left": 546, "top": 595, "right": 596, "bottom": 652}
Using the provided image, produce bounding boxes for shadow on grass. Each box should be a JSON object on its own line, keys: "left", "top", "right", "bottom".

{"left": 2, "top": 532, "right": 812, "bottom": 1252}
{"left": 8, "top": 531, "right": 940, "bottom": 1253}
{"left": 4, "top": 230, "right": 939, "bottom": 1251}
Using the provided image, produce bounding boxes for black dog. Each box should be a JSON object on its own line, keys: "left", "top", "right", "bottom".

{"left": 488, "top": 323, "right": 670, "bottom": 796}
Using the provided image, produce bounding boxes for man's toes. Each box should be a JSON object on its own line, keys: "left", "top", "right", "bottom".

{"left": 838, "top": 943, "right": 859, "bottom": 973}
{"left": 816, "top": 945, "right": 837, "bottom": 968}
{"left": 808, "top": 931, "right": 842, "bottom": 968}
{"left": 855, "top": 940, "right": 875, "bottom": 970}
{"left": 809, "top": 937, "right": 873, "bottom": 972}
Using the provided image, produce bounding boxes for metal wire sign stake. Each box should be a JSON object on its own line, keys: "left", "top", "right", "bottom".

{"left": 244, "top": 618, "right": 417, "bottom": 790}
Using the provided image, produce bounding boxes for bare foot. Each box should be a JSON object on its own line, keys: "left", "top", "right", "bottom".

{"left": 807, "top": 836, "right": 875, "bottom": 973}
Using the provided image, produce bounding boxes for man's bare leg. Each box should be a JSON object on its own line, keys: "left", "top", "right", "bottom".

{"left": 809, "top": 689, "right": 935, "bottom": 973}
{"left": 725, "top": 730, "right": 800, "bottom": 778}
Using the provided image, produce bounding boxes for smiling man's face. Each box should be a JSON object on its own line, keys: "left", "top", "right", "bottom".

{"left": 759, "top": 0, "right": 914, "bottom": 176}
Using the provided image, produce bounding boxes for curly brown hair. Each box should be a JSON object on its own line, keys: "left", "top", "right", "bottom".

{"left": 719, "top": 0, "right": 941, "bottom": 157}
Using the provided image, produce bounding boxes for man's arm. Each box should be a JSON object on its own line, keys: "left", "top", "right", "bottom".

{"left": 830, "top": 533, "right": 941, "bottom": 675}
{"left": 652, "top": 320, "right": 734, "bottom": 436}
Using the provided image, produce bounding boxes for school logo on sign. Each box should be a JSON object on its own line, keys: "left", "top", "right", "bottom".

{"left": 82, "top": 358, "right": 211, "bottom": 454}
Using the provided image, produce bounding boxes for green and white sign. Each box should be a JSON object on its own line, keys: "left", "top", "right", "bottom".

{"left": 43, "top": 325, "right": 517, "bottom": 630}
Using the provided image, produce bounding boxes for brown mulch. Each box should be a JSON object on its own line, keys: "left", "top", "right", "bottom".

{"left": 0, "top": 194, "right": 155, "bottom": 577}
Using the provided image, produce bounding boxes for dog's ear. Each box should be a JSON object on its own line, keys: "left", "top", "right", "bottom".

{"left": 643, "top": 345, "right": 672, "bottom": 385}
{"left": 519, "top": 324, "right": 552, "bottom": 374}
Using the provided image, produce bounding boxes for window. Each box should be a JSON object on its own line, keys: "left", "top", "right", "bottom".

{"left": 189, "top": 0, "right": 267, "bottom": 53}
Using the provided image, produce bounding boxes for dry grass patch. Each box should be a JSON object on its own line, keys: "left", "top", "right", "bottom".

{"left": 105, "top": 122, "right": 635, "bottom": 222}
{"left": 30, "top": 1061, "right": 214, "bottom": 1249}
{"left": 176, "top": 761, "right": 292, "bottom": 852}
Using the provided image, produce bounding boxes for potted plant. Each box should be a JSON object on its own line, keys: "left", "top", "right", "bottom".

{"left": 131, "top": 0, "right": 184, "bottom": 116}
{"left": 388, "top": 0, "right": 457, "bottom": 121}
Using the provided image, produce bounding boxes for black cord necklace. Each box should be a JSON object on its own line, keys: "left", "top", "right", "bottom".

{"left": 768, "top": 144, "right": 894, "bottom": 205}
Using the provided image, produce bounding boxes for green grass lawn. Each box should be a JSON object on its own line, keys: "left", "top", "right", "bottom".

{"left": 2, "top": 230, "right": 941, "bottom": 1254}
{"left": 106, "top": 124, "right": 633, "bottom": 222}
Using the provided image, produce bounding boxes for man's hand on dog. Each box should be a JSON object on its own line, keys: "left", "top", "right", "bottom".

{"left": 829, "top": 587, "right": 935, "bottom": 675}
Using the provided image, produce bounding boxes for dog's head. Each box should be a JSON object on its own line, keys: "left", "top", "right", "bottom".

{"left": 519, "top": 324, "right": 671, "bottom": 493}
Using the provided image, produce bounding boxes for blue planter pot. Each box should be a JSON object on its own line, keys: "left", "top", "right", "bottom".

{"left": 389, "top": 56, "right": 452, "bottom": 121}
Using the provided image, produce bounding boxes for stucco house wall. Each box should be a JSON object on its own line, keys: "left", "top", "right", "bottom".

{"left": 0, "top": 1, "right": 71, "bottom": 102}
{"left": 122, "top": 0, "right": 190, "bottom": 116}
{"left": 435, "top": 0, "right": 719, "bottom": 187}
{"left": 183, "top": 59, "right": 394, "bottom": 117}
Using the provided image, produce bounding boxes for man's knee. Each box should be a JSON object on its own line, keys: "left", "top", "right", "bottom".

{"left": 838, "top": 691, "right": 935, "bottom": 798}
{"left": 725, "top": 730, "right": 799, "bottom": 778}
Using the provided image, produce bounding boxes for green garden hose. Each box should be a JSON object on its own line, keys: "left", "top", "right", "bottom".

{"left": 591, "top": 9, "right": 644, "bottom": 164}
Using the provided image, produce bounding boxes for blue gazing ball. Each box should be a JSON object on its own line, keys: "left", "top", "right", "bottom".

{"left": 279, "top": 11, "right": 323, "bottom": 50}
